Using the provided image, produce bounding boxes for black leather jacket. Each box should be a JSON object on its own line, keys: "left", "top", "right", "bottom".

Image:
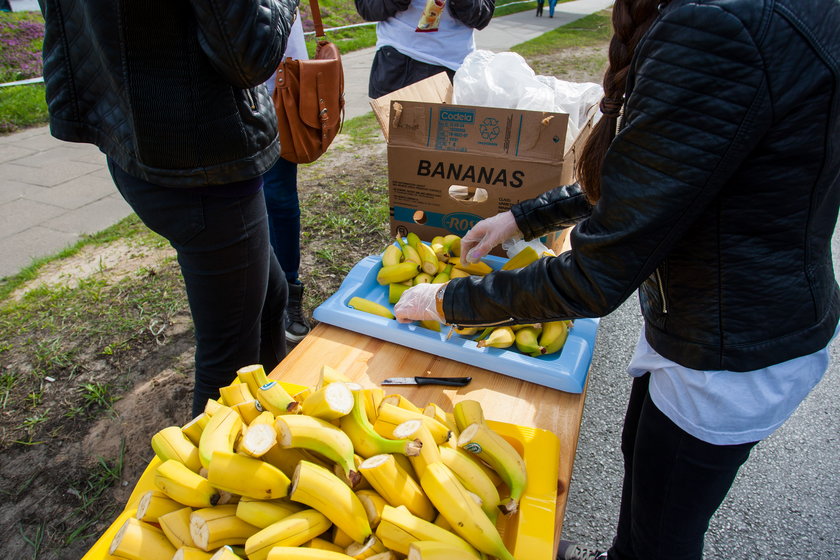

{"left": 355, "top": 0, "right": 495, "bottom": 30}
{"left": 39, "top": 0, "right": 298, "bottom": 187}
{"left": 444, "top": 0, "right": 840, "bottom": 372}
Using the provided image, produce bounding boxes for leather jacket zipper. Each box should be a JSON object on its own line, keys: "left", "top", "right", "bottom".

{"left": 452, "top": 318, "right": 516, "bottom": 329}
{"left": 244, "top": 88, "right": 257, "bottom": 111}
{"left": 655, "top": 267, "right": 668, "bottom": 314}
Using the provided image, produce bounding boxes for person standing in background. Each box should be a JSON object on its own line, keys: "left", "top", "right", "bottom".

{"left": 38, "top": 0, "right": 300, "bottom": 417}
{"left": 356, "top": 0, "right": 495, "bottom": 98}
{"left": 262, "top": 12, "right": 312, "bottom": 345}
{"left": 536, "top": 0, "right": 545, "bottom": 17}
{"left": 547, "top": 0, "right": 558, "bottom": 17}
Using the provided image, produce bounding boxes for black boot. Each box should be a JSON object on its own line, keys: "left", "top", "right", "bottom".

{"left": 285, "top": 282, "right": 311, "bottom": 344}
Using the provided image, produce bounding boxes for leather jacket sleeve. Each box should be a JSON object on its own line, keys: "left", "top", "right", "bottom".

{"left": 355, "top": 0, "right": 412, "bottom": 21}
{"left": 448, "top": 0, "right": 495, "bottom": 30}
{"left": 512, "top": 182, "right": 592, "bottom": 240}
{"left": 443, "top": 2, "right": 771, "bottom": 325}
{"left": 189, "top": 0, "right": 299, "bottom": 89}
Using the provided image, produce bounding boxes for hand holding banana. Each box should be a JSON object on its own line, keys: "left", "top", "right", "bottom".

{"left": 460, "top": 211, "right": 522, "bottom": 264}
{"left": 393, "top": 283, "right": 445, "bottom": 324}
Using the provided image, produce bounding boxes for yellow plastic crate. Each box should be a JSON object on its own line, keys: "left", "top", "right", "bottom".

{"left": 83, "top": 384, "right": 560, "bottom": 560}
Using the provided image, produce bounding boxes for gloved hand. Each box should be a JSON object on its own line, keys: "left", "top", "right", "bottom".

{"left": 394, "top": 283, "right": 445, "bottom": 324}
{"left": 460, "top": 211, "right": 521, "bottom": 264}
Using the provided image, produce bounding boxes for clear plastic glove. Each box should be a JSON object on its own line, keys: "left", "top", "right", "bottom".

{"left": 394, "top": 283, "right": 444, "bottom": 324}
{"left": 460, "top": 211, "right": 522, "bottom": 264}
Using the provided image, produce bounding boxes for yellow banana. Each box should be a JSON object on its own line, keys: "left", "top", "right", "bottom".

{"left": 317, "top": 364, "right": 352, "bottom": 388}
{"left": 412, "top": 272, "right": 434, "bottom": 285}
{"left": 431, "top": 263, "right": 453, "bottom": 284}
{"left": 275, "top": 414, "right": 359, "bottom": 485}
{"left": 181, "top": 413, "right": 210, "bottom": 446}
{"left": 236, "top": 422, "right": 277, "bottom": 458}
{"left": 206, "top": 449, "right": 290, "bottom": 500}
{"left": 443, "top": 234, "right": 462, "bottom": 257}
{"left": 537, "top": 320, "right": 570, "bottom": 356}
{"left": 301, "top": 381, "right": 354, "bottom": 420}
{"left": 476, "top": 326, "right": 515, "bottom": 349}
{"left": 339, "top": 391, "right": 422, "bottom": 458}
{"left": 438, "top": 446, "right": 501, "bottom": 520}
{"left": 432, "top": 512, "right": 452, "bottom": 531}
{"left": 452, "top": 400, "right": 485, "bottom": 433}
{"left": 108, "top": 517, "right": 176, "bottom": 560}
{"left": 408, "top": 540, "right": 481, "bottom": 560}
{"left": 244, "top": 509, "right": 332, "bottom": 560}
{"left": 515, "top": 325, "right": 545, "bottom": 355}
{"left": 377, "top": 402, "right": 451, "bottom": 444}
{"left": 457, "top": 422, "right": 527, "bottom": 515}
{"left": 392, "top": 420, "right": 442, "bottom": 480}
{"left": 367, "top": 552, "right": 398, "bottom": 560}
{"left": 346, "top": 535, "right": 388, "bottom": 558}
{"left": 361, "top": 388, "right": 384, "bottom": 424}
{"left": 154, "top": 459, "right": 219, "bottom": 508}
{"left": 374, "top": 505, "right": 479, "bottom": 557}
{"left": 135, "top": 489, "right": 185, "bottom": 523}
{"left": 449, "top": 268, "right": 471, "bottom": 279}
{"left": 348, "top": 296, "right": 396, "bottom": 320}
{"left": 208, "top": 546, "right": 243, "bottom": 559}
{"left": 189, "top": 504, "right": 259, "bottom": 551}
{"left": 198, "top": 404, "right": 243, "bottom": 468}
{"left": 358, "top": 454, "right": 435, "bottom": 521}
{"left": 307, "top": 537, "right": 345, "bottom": 552}
{"left": 381, "top": 393, "right": 423, "bottom": 413}
{"left": 261, "top": 445, "right": 328, "bottom": 479}
{"left": 288, "top": 461, "right": 372, "bottom": 544}
{"left": 355, "top": 489, "right": 387, "bottom": 529}
{"left": 173, "top": 546, "right": 214, "bottom": 560}
{"left": 204, "top": 398, "right": 225, "bottom": 416}
{"left": 235, "top": 364, "right": 271, "bottom": 396}
{"left": 332, "top": 527, "right": 355, "bottom": 548}
{"left": 501, "top": 245, "right": 540, "bottom": 271}
{"left": 218, "top": 383, "right": 255, "bottom": 408}
{"left": 158, "top": 506, "right": 196, "bottom": 549}
{"left": 377, "top": 262, "right": 422, "bottom": 285}
{"left": 381, "top": 244, "right": 403, "bottom": 267}
{"left": 418, "top": 319, "right": 441, "bottom": 331}
{"left": 388, "top": 282, "right": 411, "bottom": 304}
{"left": 267, "top": 548, "right": 354, "bottom": 560}
{"left": 448, "top": 256, "right": 493, "bottom": 276}
{"left": 231, "top": 400, "right": 262, "bottom": 424}
{"left": 416, "top": 242, "right": 440, "bottom": 275}
{"left": 430, "top": 236, "right": 447, "bottom": 260}
{"left": 255, "top": 380, "right": 301, "bottom": 415}
{"left": 235, "top": 496, "right": 303, "bottom": 528}
{"left": 396, "top": 235, "right": 422, "bottom": 266}
{"left": 419, "top": 462, "right": 514, "bottom": 560}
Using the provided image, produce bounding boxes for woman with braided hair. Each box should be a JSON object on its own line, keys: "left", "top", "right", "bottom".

{"left": 394, "top": 1, "right": 840, "bottom": 558}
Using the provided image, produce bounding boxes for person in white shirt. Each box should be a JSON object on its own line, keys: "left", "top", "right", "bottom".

{"left": 355, "top": 0, "right": 495, "bottom": 98}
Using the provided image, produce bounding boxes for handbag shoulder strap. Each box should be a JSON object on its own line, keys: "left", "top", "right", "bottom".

{"left": 309, "top": 0, "right": 326, "bottom": 41}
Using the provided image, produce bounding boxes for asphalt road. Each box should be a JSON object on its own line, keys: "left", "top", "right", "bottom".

{"left": 560, "top": 233, "right": 840, "bottom": 558}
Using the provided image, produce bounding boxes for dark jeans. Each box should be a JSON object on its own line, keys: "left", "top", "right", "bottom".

{"left": 262, "top": 156, "right": 300, "bottom": 285}
{"left": 369, "top": 45, "right": 455, "bottom": 98}
{"left": 608, "top": 373, "right": 757, "bottom": 560}
{"left": 107, "top": 159, "right": 287, "bottom": 417}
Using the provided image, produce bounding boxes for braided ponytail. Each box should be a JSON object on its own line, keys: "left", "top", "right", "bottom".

{"left": 575, "top": 0, "right": 663, "bottom": 203}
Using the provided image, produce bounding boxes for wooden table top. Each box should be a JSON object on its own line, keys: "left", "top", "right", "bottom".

{"left": 268, "top": 322, "right": 588, "bottom": 548}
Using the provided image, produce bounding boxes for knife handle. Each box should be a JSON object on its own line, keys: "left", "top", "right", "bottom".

{"left": 415, "top": 376, "right": 472, "bottom": 387}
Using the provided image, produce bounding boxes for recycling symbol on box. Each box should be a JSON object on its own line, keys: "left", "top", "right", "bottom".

{"left": 479, "top": 117, "right": 500, "bottom": 141}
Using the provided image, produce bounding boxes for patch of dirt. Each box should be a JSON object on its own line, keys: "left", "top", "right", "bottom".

{"left": 0, "top": 43, "right": 608, "bottom": 558}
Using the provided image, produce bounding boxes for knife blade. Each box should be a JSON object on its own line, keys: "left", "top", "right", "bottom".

{"left": 381, "top": 376, "right": 472, "bottom": 387}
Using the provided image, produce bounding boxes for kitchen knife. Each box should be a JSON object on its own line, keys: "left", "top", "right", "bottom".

{"left": 381, "top": 376, "right": 472, "bottom": 387}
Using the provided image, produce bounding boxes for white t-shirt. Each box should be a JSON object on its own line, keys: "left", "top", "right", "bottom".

{"left": 265, "top": 11, "right": 308, "bottom": 95}
{"left": 375, "top": 0, "right": 476, "bottom": 70}
{"left": 626, "top": 325, "right": 833, "bottom": 445}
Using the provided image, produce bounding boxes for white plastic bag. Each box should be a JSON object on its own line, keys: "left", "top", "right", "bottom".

{"left": 502, "top": 236, "right": 553, "bottom": 259}
{"left": 453, "top": 50, "right": 603, "bottom": 147}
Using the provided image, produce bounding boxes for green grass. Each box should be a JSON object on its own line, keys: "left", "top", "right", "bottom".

{"left": 0, "top": 83, "right": 48, "bottom": 134}
{"left": 512, "top": 10, "right": 613, "bottom": 57}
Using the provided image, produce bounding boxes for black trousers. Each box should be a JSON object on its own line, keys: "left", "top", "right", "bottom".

{"left": 608, "top": 373, "right": 758, "bottom": 560}
{"left": 369, "top": 45, "right": 456, "bottom": 99}
{"left": 107, "top": 159, "right": 287, "bottom": 416}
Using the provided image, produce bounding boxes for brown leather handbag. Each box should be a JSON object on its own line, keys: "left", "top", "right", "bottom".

{"left": 273, "top": 0, "right": 345, "bottom": 164}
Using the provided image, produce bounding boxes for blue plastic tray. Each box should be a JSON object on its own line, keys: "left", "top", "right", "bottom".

{"left": 313, "top": 255, "right": 599, "bottom": 393}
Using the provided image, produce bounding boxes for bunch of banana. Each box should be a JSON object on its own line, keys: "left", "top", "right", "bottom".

{"left": 454, "top": 319, "right": 573, "bottom": 358}
{"left": 117, "top": 365, "right": 537, "bottom": 560}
